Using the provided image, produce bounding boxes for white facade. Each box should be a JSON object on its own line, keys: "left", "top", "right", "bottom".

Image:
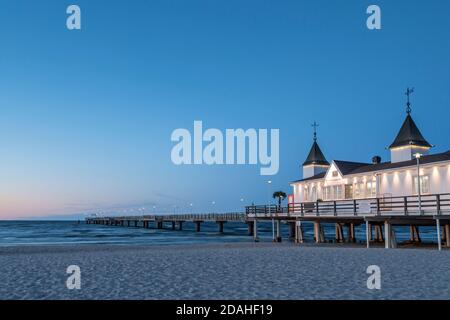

{"left": 291, "top": 159, "right": 450, "bottom": 203}
{"left": 391, "top": 145, "right": 430, "bottom": 163}
{"left": 303, "top": 164, "right": 329, "bottom": 180}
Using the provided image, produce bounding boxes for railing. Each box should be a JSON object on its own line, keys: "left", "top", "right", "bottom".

{"left": 87, "top": 212, "right": 246, "bottom": 222}
{"left": 246, "top": 193, "right": 450, "bottom": 218}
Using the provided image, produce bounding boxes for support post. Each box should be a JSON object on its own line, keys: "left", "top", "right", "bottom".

{"left": 179, "top": 221, "right": 183, "bottom": 231}
{"left": 276, "top": 220, "right": 281, "bottom": 242}
{"left": 335, "top": 223, "right": 344, "bottom": 243}
{"left": 366, "top": 220, "right": 370, "bottom": 249}
{"left": 289, "top": 222, "right": 296, "bottom": 240}
{"left": 253, "top": 219, "right": 259, "bottom": 242}
{"left": 436, "top": 218, "right": 442, "bottom": 251}
{"left": 349, "top": 223, "right": 355, "bottom": 243}
{"left": 314, "top": 222, "right": 320, "bottom": 243}
{"left": 195, "top": 221, "right": 201, "bottom": 232}
{"left": 446, "top": 225, "right": 450, "bottom": 248}
{"left": 384, "top": 221, "right": 391, "bottom": 249}
{"left": 247, "top": 221, "right": 254, "bottom": 236}
{"left": 217, "top": 221, "right": 225, "bottom": 233}
{"left": 172, "top": 221, "right": 176, "bottom": 230}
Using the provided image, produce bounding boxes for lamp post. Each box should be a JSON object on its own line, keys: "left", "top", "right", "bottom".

{"left": 414, "top": 153, "right": 422, "bottom": 215}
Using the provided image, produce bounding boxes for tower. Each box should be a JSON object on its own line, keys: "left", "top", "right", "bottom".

{"left": 303, "top": 122, "right": 330, "bottom": 179}
{"left": 389, "top": 88, "right": 432, "bottom": 163}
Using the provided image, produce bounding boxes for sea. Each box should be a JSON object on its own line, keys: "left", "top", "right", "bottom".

{"left": 0, "top": 220, "right": 441, "bottom": 246}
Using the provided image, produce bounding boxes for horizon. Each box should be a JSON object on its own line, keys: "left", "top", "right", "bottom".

{"left": 1, "top": 0, "right": 450, "bottom": 219}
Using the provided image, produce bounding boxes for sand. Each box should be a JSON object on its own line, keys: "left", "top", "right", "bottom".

{"left": 0, "top": 243, "right": 449, "bottom": 300}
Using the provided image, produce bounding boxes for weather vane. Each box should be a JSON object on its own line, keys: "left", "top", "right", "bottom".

{"left": 405, "top": 87, "right": 414, "bottom": 114}
{"left": 312, "top": 121, "right": 319, "bottom": 142}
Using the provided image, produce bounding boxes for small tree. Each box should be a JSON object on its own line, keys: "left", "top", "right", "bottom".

{"left": 273, "top": 191, "right": 287, "bottom": 209}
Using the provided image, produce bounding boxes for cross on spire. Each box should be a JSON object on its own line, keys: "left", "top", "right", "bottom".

{"left": 311, "top": 121, "right": 319, "bottom": 142}
{"left": 405, "top": 87, "right": 414, "bottom": 114}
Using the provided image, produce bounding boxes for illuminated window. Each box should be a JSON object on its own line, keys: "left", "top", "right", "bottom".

{"left": 310, "top": 186, "right": 317, "bottom": 201}
{"left": 323, "top": 186, "right": 332, "bottom": 200}
{"left": 414, "top": 175, "right": 430, "bottom": 194}
{"left": 365, "top": 181, "right": 377, "bottom": 197}
{"left": 354, "top": 182, "right": 365, "bottom": 198}
{"left": 345, "top": 184, "right": 353, "bottom": 199}
{"left": 333, "top": 185, "right": 343, "bottom": 200}
{"left": 332, "top": 171, "right": 339, "bottom": 177}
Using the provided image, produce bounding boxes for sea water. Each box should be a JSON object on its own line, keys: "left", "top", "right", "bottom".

{"left": 0, "top": 220, "right": 440, "bottom": 246}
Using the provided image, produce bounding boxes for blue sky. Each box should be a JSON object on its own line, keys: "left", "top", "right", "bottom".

{"left": 0, "top": 0, "right": 449, "bottom": 219}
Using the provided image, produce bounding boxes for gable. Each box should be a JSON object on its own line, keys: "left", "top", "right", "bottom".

{"left": 325, "top": 162, "right": 343, "bottom": 181}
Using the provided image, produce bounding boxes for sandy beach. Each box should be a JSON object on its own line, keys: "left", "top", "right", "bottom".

{"left": 0, "top": 243, "right": 449, "bottom": 300}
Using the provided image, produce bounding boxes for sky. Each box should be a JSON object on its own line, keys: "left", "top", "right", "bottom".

{"left": 0, "top": 0, "right": 450, "bottom": 219}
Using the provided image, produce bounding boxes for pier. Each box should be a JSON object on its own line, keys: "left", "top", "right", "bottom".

{"left": 86, "top": 193, "right": 450, "bottom": 250}
{"left": 86, "top": 213, "right": 245, "bottom": 234}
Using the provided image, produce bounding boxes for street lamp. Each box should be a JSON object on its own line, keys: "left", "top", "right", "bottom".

{"left": 414, "top": 153, "right": 423, "bottom": 215}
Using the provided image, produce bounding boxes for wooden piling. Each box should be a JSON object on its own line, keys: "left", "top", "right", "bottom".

{"left": 346, "top": 223, "right": 355, "bottom": 243}
{"left": 217, "top": 221, "right": 225, "bottom": 233}
{"left": 253, "top": 220, "right": 259, "bottom": 242}
{"left": 288, "top": 222, "right": 296, "bottom": 240}
{"left": 276, "top": 220, "right": 282, "bottom": 242}
{"left": 247, "top": 221, "right": 254, "bottom": 236}
{"left": 295, "top": 221, "right": 304, "bottom": 244}
{"left": 384, "top": 221, "right": 391, "bottom": 249}
{"left": 314, "top": 222, "right": 320, "bottom": 243}
{"left": 446, "top": 224, "right": 450, "bottom": 247}
{"left": 195, "top": 221, "right": 201, "bottom": 232}
{"left": 335, "top": 223, "right": 344, "bottom": 243}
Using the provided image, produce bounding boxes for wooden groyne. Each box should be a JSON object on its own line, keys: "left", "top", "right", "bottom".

{"left": 86, "top": 193, "right": 450, "bottom": 250}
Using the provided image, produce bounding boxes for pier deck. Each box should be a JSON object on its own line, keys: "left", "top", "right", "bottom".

{"left": 86, "top": 193, "right": 450, "bottom": 250}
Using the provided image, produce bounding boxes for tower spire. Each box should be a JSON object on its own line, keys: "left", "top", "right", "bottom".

{"left": 312, "top": 121, "right": 319, "bottom": 142}
{"left": 405, "top": 87, "right": 414, "bottom": 114}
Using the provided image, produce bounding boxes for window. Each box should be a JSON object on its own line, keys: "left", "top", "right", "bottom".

{"left": 323, "top": 186, "right": 332, "bottom": 200}
{"left": 414, "top": 175, "right": 430, "bottom": 194}
{"left": 345, "top": 184, "right": 353, "bottom": 199}
{"left": 332, "top": 171, "right": 339, "bottom": 177}
{"left": 354, "top": 182, "right": 365, "bottom": 198}
{"left": 310, "top": 186, "right": 317, "bottom": 201}
{"left": 333, "top": 185, "right": 343, "bottom": 200}
{"left": 366, "top": 181, "right": 377, "bottom": 197}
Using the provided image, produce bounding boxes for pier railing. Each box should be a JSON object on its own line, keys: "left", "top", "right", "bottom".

{"left": 246, "top": 193, "right": 450, "bottom": 218}
{"left": 87, "top": 212, "right": 246, "bottom": 222}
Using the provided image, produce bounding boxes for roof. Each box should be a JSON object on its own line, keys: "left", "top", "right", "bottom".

{"left": 389, "top": 114, "right": 432, "bottom": 149}
{"left": 303, "top": 141, "right": 330, "bottom": 166}
{"left": 292, "top": 150, "right": 450, "bottom": 184}
{"left": 333, "top": 160, "right": 370, "bottom": 175}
